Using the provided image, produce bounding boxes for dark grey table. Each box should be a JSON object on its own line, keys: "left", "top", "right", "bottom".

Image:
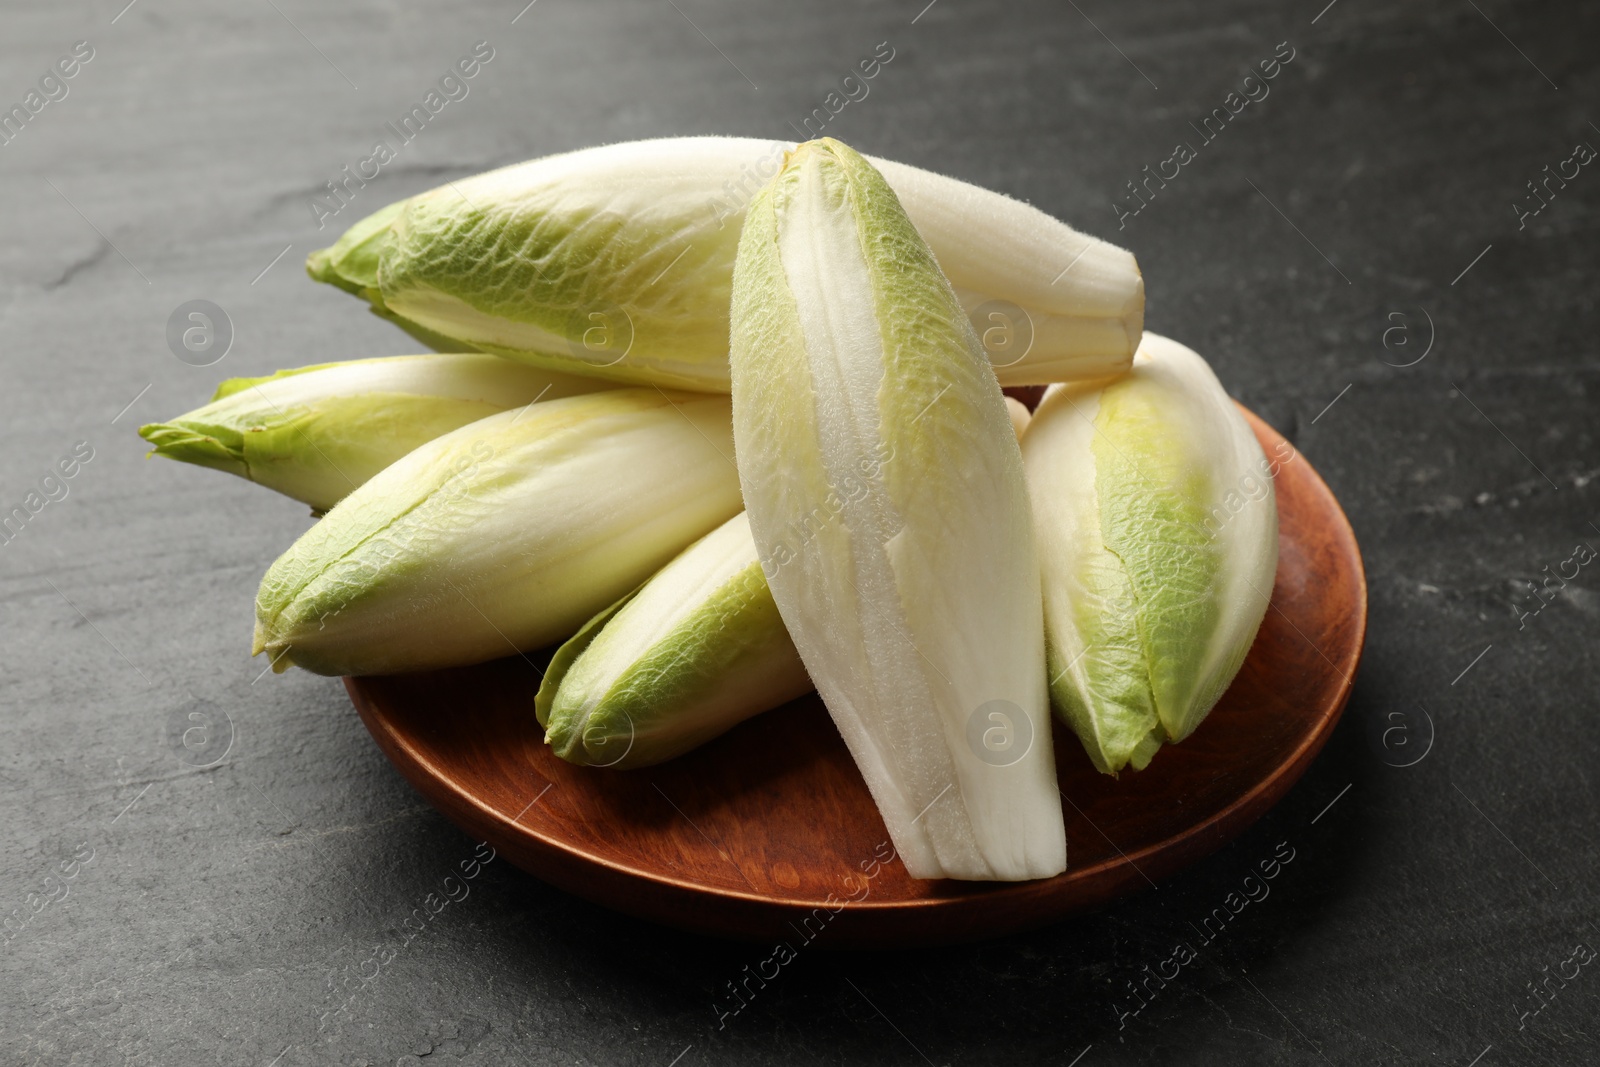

{"left": 3, "top": 0, "right": 1595, "bottom": 1063}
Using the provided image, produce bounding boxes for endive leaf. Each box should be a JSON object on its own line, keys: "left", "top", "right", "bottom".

{"left": 730, "top": 139, "right": 1064, "bottom": 883}
{"left": 306, "top": 200, "right": 403, "bottom": 294}
{"left": 253, "top": 389, "right": 742, "bottom": 676}
{"left": 533, "top": 588, "right": 637, "bottom": 731}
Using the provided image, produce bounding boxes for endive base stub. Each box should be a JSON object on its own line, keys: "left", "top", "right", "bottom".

{"left": 343, "top": 406, "right": 1366, "bottom": 947}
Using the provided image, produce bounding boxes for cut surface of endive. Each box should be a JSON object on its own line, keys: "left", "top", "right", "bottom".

{"left": 1021, "top": 332, "right": 1278, "bottom": 774}
{"left": 536, "top": 512, "right": 811, "bottom": 769}
{"left": 139, "top": 353, "right": 609, "bottom": 512}
{"left": 253, "top": 389, "right": 741, "bottom": 677}
{"left": 308, "top": 136, "right": 1143, "bottom": 392}
{"left": 730, "top": 138, "right": 1065, "bottom": 882}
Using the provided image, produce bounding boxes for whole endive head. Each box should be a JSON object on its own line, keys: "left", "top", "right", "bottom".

{"left": 253, "top": 388, "right": 742, "bottom": 677}
{"left": 535, "top": 512, "right": 811, "bottom": 770}
{"left": 307, "top": 136, "right": 1142, "bottom": 392}
{"left": 138, "top": 353, "right": 608, "bottom": 512}
{"left": 1021, "top": 333, "right": 1278, "bottom": 774}
{"left": 730, "top": 138, "right": 1064, "bottom": 882}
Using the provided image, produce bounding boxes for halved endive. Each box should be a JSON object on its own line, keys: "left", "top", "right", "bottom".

{"left": 139, "top": 354, "right": 609, "bottom": 512}
{"left": 308, "top": 136, "right": 1143, "bottom": 392}
{"left": 253, "top": 390, "right": 741, "bottom": 676}
{"left": 535, "top": 512, "right": 811, "bottom": 769}
{"left": 730, "top": 138, "right": 1066, "bottom": 882}
{"left": 1021, "top": 332, "right": 1278, "bottom": 775}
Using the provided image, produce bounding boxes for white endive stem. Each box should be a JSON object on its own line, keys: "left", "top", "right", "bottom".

{"left": 874, "top": 157, "right": 1144, "bottom": 378}
{"left": 253, "top": 389, "right": 742, "bottom": 677}
{"left": 731, "top": 139, "right": 1065, "bottom": 882}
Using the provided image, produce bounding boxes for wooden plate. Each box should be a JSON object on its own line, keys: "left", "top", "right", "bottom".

{"left": 346, "top": 409, "right": 1365, "bottom": 947}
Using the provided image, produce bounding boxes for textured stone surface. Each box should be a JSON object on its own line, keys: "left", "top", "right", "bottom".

{"left": 1, "top": 0, "right": 1596, "bottom": 1064}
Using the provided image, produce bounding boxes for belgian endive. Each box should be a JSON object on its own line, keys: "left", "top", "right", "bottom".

{"left": 536, "top": 512, "right": 811, "bottom": 769}
{"left": 139, "top": 354, "right": 608, "bottom": 512}
{"left": 308, "top": 136, "right": 1143, "bottom": 392}
{"left": 253, "top": 390, "right": 741, "bottom": 676}
{"left": 730, "top": 138, "right": 1065, "bottom": 882}
{"left": 1021, "top": 333, "right": 1278, "bottom": 775}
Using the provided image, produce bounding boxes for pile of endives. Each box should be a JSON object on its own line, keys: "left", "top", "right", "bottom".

{"left": 142, "top": 136, "right": 1277, "bottom": 883}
